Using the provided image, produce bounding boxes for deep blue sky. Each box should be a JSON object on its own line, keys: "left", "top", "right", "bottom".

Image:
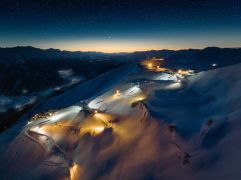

{"left": 0, "top": 0, "right": 241, "bottom": 52}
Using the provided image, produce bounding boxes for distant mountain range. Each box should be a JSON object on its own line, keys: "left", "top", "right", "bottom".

{"left": 1, "top": 46, "right": 241, "bottom": 97}
{"left": 1, "top": 46, "right": 241, "bottom": 69}
{"left": 0, "top": 46, "right": 125, "bottom": 61}
{"left": 0, "top": 46, "right": 126, "bottom": 97}
{"left": 120, "top": 46, "right": 241, "bottom": 70}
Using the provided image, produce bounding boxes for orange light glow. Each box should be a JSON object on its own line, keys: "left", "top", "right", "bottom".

{"left": 114, "top": 90, "right": 120, "bottom": 96}
{"left": 177, "top": 69, "right": 189, "bottom": 75}
{"left": 90, "top": 126, "right": 105, "bottom": 136}
{"left": 135, "top": 95, "right": 146, "bottom": 102}
{"left": 70, "top": 163, "right": 81, "bottom": 180}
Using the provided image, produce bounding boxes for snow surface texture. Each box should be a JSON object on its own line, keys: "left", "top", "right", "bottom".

{"left": 0, "top": 63, "right": 241, "bottom": 180}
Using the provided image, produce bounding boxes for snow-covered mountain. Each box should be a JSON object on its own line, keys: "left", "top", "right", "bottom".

{"left": 0, "top": 58, "right": 240, "bottom": 179}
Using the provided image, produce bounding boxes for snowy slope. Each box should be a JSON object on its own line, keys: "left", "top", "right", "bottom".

{"left": 39, "top": 63, "right": 138, "bottom": 109}
{"left": 0, "top": 63, "right": 241, "bottom": 180}
{"left": 144, "top": 63, "right": 241, "bottom": 179}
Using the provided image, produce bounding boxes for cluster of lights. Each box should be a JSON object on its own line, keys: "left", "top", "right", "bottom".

{"left": 23, "top": 70, "right": 154, "bottom": 180}
{"left": 28, "top": 106, "right": 83, "bottom": 126}
{"left": 177, "top": 69, "right": 194, "bottom": 76}
{"left": 144, "top": 62, "right": 171, "bottom": 73}
{"left": 28, "top": 82, "right": 146, "bottom": 146}
{"left": 141, "top": 57, "right": 165, "bottom": 71}
{"left": 177, "top": 69, "right": 187, "bottom": 75}
{"left": 148, "top": 63, "right": 153, "bottom": 68}
{"left": 24, "top": 56, "right": 201, "bottom": 180}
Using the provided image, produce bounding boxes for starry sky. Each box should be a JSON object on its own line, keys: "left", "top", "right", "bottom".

{"left": 0, "top": 0, "right": 241, "bottom": 52}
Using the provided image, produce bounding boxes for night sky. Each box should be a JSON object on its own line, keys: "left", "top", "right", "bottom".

{"left": 1, "top": 0, "right": 241, "bottom": 52}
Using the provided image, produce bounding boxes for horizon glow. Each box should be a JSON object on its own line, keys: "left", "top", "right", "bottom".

{"left": 2, "top": 36, "right": 241, "bottom": 53}
{"left": 0, "top": 0, "right": 241, "bottom": 53}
